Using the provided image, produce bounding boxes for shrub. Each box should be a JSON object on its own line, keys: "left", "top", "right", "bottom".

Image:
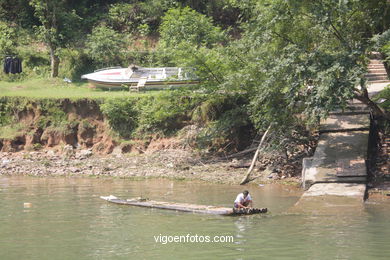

{"left": 135, "top": 91, "right": 205, "bottom": 135}
{"left": 85, "top": 25, "right": 126, "bottom": 67}
{"left": 159, "top": 7, "right": 225, "bottom": 48}
{"left": 59, "top": 48, "right": 94, "bottom": 80}
{"left": 100, "top": 98, "right": 139, "bottom": 138}
{"left": 36, "top": 100, "right": 68, "bottom": 128}
{"left": 0, "top": 21, "right": 17, "bottom": 55}
{"left": 18, "top": 47, "right": 50, "bottom": 78}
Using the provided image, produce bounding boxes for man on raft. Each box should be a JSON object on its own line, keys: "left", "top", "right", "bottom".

{"left": 234, "top": 190, "right": 253, "bottom": 209}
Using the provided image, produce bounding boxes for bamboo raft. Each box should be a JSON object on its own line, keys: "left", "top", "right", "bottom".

{"left": 100, "top": 195, "right": 267, "bottom": 216}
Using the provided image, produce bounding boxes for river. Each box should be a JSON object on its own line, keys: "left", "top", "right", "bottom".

{"left": 0, "top": 176, "right": 389, "bottom": 259}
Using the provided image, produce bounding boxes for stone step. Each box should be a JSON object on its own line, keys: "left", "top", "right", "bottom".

{"left": 366, "top": 72, "right": 388, "bottom": 76}
{"left": 302, "top": 183, "right": 366, "bottom": 197}
{"left": 367, "top": 79, "right": 390, "bottom": 83}
{"left": 367, "top": 69, "right": 387, "bottom": 74}
{"left": 368, "top": 64, "right": 386, "bottom": 68}
{"left": 366, "top": 76, "right": 389, "bottom": 81}
{"left": 368, "top": 66, "right": 386, "bottom": 70}
{"left": 320, "top": 113, "right": 370, "bottom": 132}
{"left": 369, "top": 60, "right": 383, "bottom": 64}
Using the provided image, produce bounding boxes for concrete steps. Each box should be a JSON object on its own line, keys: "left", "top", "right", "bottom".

{"left": 298, "top": 54, "right": 389, "bottom": 201}
{"left": 365, "top": 59, "right": 389, "bottom": 83}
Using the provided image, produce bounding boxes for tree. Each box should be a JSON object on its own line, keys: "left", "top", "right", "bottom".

{"left": 85, "top": 24, "right": 125, "bottom": 67}
{"left": 29, "top": 0, "right": 80, "bottom": 77}
{"left": 218, "top": 0, "right": 390, "bottom": 132}
{"left": 159, "top": 7, "right": 225, "bottom": 48}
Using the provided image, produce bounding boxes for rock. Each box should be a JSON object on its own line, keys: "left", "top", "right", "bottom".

{"left": 46, "top": 150, "right": 56, "bottom": 156}
{"left": 112, "top": 146, "right": 122, "bottom": 156}
{"left": 68, "top": 167, "right": 80, "bottom": 173}
{"left": 62, "top": 144, "right": 74, "bottom": 158}
{"left": 267, "top": 172, "right": 279, "bottom": 179}
{"left": 167, "top": 163, "right": 174, "bottom": 168}
{"left": 1, "top": 159, "right": 10, "bottom": 166}
{"left": 77, "top": 149, "right": 93, "bottom": 159}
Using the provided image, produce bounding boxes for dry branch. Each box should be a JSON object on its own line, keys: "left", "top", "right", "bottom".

{"left": 239, "top": 124, "right": 272, "bottom": 185}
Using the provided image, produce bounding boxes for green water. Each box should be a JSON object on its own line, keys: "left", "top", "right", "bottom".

{"left": 1, "top": 176, "right": 390, "bottom": 260}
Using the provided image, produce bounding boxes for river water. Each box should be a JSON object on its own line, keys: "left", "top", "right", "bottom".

{"left": 0, "top": 176, "right": 389, "bottom": 260}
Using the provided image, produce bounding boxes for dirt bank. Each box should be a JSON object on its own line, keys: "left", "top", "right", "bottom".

{"left": 0, "top": 99, "right": 116, "bottom": 153}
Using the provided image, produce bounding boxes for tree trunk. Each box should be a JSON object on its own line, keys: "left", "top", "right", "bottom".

{"left": 50, "top": 46, "right": 59, "bottom": 78}
{"left": 355, "top": 88, "right": 390, "bottom": 120}
{"left": 240, "top": 124, "right": 272, "bottom": 185}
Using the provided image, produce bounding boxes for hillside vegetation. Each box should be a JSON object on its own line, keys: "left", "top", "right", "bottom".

{"left": 0, "top": 0, "right": 389, "bottom": 155}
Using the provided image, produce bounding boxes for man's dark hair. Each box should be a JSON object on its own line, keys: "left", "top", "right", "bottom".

{"left": 243, "top": 190, "right": 249, "bottom": 196}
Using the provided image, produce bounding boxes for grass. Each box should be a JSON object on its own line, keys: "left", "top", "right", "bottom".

{"left": 376, "top": 85, "right": 390, "bottom": 112}
{"left": 0, "top": 123, "right": 24, "bottom": 139}
{"left": 0, "top": 77, "right": 159, "bottom": 100}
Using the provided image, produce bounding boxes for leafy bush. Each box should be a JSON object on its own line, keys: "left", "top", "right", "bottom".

{"left": 107, "top": 1, "right": 170, "bottom": 34}
{"left": 159, "top": 7, "right": 225, "bottom": 48}
{"left": 59, "top": 48, "right": 93, "bottom": 80}
{"left": 196, "top": 107, "right": 252, "bottom": 152}
{"left": 135, "top": 91, "right": 204, "bottom": 135}
{"left": 0, "top": 21, "right": 17, "bottom": 55}
{"left": 85, "top": 25, "right": 126, "bottom": 67}
{"left": 0, "top": 97, "right": 12, "bottom": 126}
{"left": 192, "top": 94, "right": 245, "bottom": 123}
{"left": 100, "top": 98, "right": 139, "bottom": 138}
{"left": 100, "top": 91, "right": 206, "bottom": 138}
{"left": 36, "top": 100, "right": 68, "bottom": 128}
{"left": 18, "top": 47, "right": 50, "bottom": 78}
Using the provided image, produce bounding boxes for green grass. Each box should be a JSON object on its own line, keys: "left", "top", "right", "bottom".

{"left": 0, "top": 123, "right": 24, "bottom": 139}
{"left": 376, "top": 85, "right": 390, "bottom": 112}
{"left": 0, "top": 78, "right": 158, "bottom": 100}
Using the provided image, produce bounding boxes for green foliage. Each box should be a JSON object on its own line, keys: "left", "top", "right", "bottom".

{"left": 0, "top": 123, "right": 24, "bottom": 139}
{"left": 59, "top": 48, "right": 93, "bottom": 80}
{"left": 85, "top": 25, "right": 126, "bottom": 67}
{"left": 194, "top": 96, "right": 253, "bottom": 152}
{"left": 376, "top": 87, "right": 390, "bottom": 112}
{"left": 19, "top": 47, "right": 50, "bottom": 78}
{"left": 0, "top": 21, "right": 17, "bottom": 54}
{"left": 108, "top": 3, "right": 143, "bottom": 33}
{"left": 107, "top": 1, "right": 169, "bottom": 34}
{"left": 36, "top": 99, "right": 68, "bottom": 128}
{"left": 100, "top": 98, "right": 139, "bottom": 138}
{"left": 159, "top": 7, "right": 225, "bottom": 48}
{"left": 29, "top": 0, "right": 81, "bottom": 49}
{"left": 0, "top": 97, "right": 12, "bottom": 126}
{"left": 100, "top": 91, "right": 206, "bottom": 138}
{"left": 210, "top": 0, "right": 389, "bottom": 132}
{"left": 135, "top": 91, "right": 205, "bottom": 135}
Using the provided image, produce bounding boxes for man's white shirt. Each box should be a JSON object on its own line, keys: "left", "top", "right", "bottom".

{"left": 234, "top": 193, "right": 252, "bottom": 204}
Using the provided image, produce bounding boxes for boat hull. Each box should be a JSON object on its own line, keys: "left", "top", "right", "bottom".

{"left": 87, "top": 79, "right": 200, "bottom": 90}
{"left": 81, "top": 66, "right": 199, "bottom": 90}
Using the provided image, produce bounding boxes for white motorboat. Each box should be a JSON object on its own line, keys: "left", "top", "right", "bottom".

{"left": 81, "top": 65, "right": 199, "bottom": 90}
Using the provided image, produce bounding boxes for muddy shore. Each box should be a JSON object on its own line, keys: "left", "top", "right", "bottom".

{"left": 0, "top": 148, "right": 302, "bottom": 185}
